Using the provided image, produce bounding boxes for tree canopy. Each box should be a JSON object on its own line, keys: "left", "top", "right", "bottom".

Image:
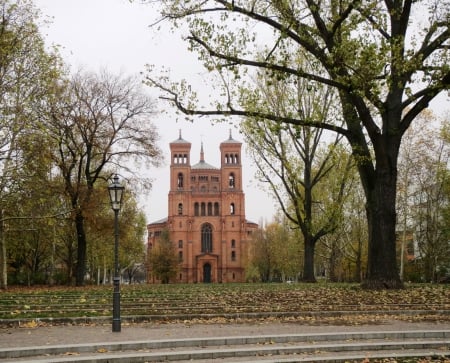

{"left": 0, "top": 0, "right": 62, "bottom": 289}
{"left": 145, "top": 0, "right": 450, "bottom": 289}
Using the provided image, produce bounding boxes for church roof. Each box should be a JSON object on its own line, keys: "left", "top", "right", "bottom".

{"left": 148, "top": 217, "right": 168, "bottom": 226}
{"left": 191, "top": 160, "right": 218, "bottom": 170}
{"left": 191, "top": 141, "right": 218, "bottom": 170}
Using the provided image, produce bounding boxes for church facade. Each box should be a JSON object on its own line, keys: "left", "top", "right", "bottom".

{"left": 147, "top": 131, "right": 258, "bottom": 283}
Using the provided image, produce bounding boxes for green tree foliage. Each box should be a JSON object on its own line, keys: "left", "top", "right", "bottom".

{"left": 242, "top": 74, "right": 353, "bottom": 282}
{"left": 248, "top": 219, "right": 302, "bottom": 282}
{"left": 145, "top": 0, "right": 450, "bottom": 289}
{"left": 247, "top": 228, "right": 271, "bottom": 282}
{"left": 118, "top": 197, "right": 147, "bottom": 284}
{"left": 0, "top": 0, "right": 62, "bottom": 289}
{"left": 318, "top": 176, "right": 368, "bottom": 282}
{"left": 86, "top": 185, "right": 147, "bottom": 285}
{"left": 0, "top": 3, "right": 160, "bottom": 288}
{"left": 148, "top": 229, "right": 179, "bottom": 284}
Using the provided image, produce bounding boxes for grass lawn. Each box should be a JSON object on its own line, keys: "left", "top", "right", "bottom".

{"left": 0, "top": 282, "right": 449, "bottom": 325}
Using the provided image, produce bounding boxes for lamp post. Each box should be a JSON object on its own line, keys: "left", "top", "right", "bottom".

{"left": 108, "top": 174, "right": 125, "bottom": 333}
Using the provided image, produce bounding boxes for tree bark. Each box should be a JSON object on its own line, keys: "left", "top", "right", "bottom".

{"left": 354, "top": 239, "right": 362, "bottom": 283}
{"left": 328, "top": 240, "right": 338, "bottom": 282}
{"left": 75, "top": 211, "right": 87, "bottom": 286}
{"left": 361, "top": 136, "right": 403, "bottom": 289}
{"left": 302, "top": 237, "right": 317, "bottom": 282}
{"left": 0, "top": 210, "right": 6, "bottom": 290}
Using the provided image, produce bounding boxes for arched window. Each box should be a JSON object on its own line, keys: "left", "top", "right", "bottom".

{"left": 178, "top": 203, "right": 183, "bottom": 215}
{"left": 178, "top": 251, "right": 183, "bottom": 262}
{"left": 207, "top": 202, "right": 213, "bottom": 216}
{"left": 234, "top": 154, "right": 239, "bottom": 164}
{"left": 177, "top": 173, "right": 184, "bottom": 188}
{"left": 230, "top": 203, "right": 235, "bottom": 215}
{"left": 201, "top": 202, "right": 206, "bottom": 216}
{"left": 231, "top": 239, "right": 236, "bottom": 248}
{"left": 194, "top": 202, "right": 199, "bottom": 216}
{"left": 201, "top": 223, "right": 213, "bottom": 253}
{"left": 214, "top": 202, "right": 220, "bottom": 216}
{"left": 229, "top": 173, "right": 235, "bottom": 188}
{"left": 231, "top": 251, "right": 236, "bottom": 261}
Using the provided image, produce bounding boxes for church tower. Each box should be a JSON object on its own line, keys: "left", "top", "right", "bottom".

{"left": 168, "top": 130, "right": 191, "bottom": 219}
{"left": 147, "top": 130, "right": 258, "bottom": 283}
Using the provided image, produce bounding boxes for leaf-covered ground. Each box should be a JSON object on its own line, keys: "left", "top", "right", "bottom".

{"left": 0, "top": 283, "right": 449, "bottom": 325}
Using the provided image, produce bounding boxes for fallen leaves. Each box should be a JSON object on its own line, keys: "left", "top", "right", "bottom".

{"left": 1, "top": 283, "right": 448, "bottom": 326}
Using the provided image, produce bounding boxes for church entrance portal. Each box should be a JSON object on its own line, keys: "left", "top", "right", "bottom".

{"left": 203, "top": 263, "right": 211, "bottom": 283}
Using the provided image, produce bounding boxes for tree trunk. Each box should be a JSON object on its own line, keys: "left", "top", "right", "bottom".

{"left": 362, "top": 148, "right": 403, "bottom": 289}
{"left": 302, "top": 237, "right": 316, "bottom": 282}
{"left": 0, "top": 210, "right": 6, "bottom": 290}
{"left": 328, "top": 242, "right": 338, "bottom": 282}
{"left": 75, "top": 211, "right": 87, "bottom": 286}
{"left": 354, "top": 238, "right": 362, "bottom": 283}
{"left": 340, "top": 89, "right": 405, "bottom": 289}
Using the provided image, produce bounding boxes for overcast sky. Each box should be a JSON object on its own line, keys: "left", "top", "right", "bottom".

{"left": 33, "top": 0, "right": 275, "bottom": 224}
{"left": 33, "top": 0, "right": 449, "bottom": 225}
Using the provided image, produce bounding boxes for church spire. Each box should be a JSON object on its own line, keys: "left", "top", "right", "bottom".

{"left": 200, "top": 141, "right": 205, "bottom": 162}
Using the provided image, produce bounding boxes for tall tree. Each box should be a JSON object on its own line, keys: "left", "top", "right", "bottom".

{"left": 242, "top": 77, "right": 352, "bottom": 282}
{"left": 0, "top": 0, "right": 61, "bottom": 289}
{"left": 145, "top": 0, "right": 450, "bottom": 288}
{"left": 45, "top": 69, "right": 162, "bottom": 286}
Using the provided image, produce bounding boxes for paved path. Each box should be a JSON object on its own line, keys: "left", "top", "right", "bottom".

{"left": 1, "top": 320, "right": 448, "bottom": 349}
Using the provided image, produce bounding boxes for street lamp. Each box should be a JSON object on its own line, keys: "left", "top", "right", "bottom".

{"left": 108, "top": 174, "right": 125, "bottom": 332}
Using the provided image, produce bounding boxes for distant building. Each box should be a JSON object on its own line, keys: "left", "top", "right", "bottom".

{"left": 147, "top": 131, "right": 258, "bottom": 283}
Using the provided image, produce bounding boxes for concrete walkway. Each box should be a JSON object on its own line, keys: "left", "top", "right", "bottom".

{"left": 1, "top": 319, "right": 448, "bottom": 349}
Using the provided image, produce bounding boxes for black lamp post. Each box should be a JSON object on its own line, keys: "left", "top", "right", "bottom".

{"left": 108, "top": 174, "right": 125, "bottom": 332}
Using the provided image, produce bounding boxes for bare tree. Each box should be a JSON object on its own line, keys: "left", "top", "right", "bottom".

{"left": 45, "top": 69, "right": 162, "bottom": 286}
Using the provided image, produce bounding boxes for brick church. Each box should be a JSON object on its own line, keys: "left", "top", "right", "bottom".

{"left": 147, "top": 130, "right": 258, "bottom": 283}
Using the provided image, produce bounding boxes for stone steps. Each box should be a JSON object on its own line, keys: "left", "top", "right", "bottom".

{"left": 0, "top": 329, "right": 449, "bottom": 362}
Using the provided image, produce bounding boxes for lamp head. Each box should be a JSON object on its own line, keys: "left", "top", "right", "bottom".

{"left": 108, "top": 174, "right": 125, "bottom": 211}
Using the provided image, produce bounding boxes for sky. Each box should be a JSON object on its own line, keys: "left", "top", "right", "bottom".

{"left": 32, "top": 1, "right": 449, "bottom": 225}
{"left": 33, "top": 0, "right": 276, "bottom": 224}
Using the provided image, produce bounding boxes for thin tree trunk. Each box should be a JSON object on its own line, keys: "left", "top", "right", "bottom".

{"left": 0, "top": 210, "right": 6, "bottom": 290}
{"left": 103, "top": 258, "right": 107, "bottom": 285}
{"left": 354, "top": 238, "right": 362, "bottom": 283}
{"left": 328, "top": 242, "right": 338, "bottom": 282}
